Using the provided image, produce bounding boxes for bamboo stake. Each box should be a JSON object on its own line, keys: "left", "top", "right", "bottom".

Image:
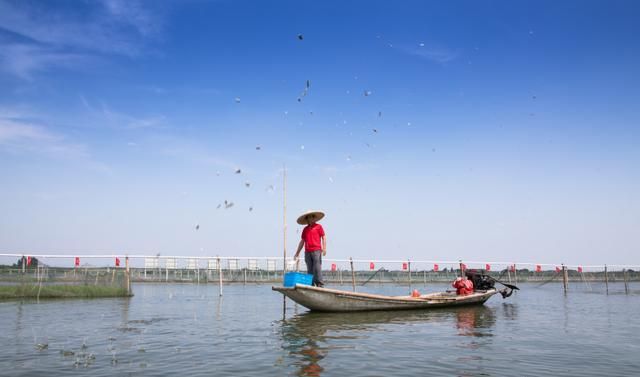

{"left": 604, "top": 265, "right": 609, "bottom": 295}
{"left": 408, "top": 260, "right": 412, "bottom": 291}
{"left": 623, "top": 268, "right": 629, "bottom": 294}
{"left": 243, "top": 268, "right": 247, "bottom": 285}
{"left": 350, "top": 257, "right": 356, "bottom": 292}
{"left": 562, "top": 264, "right": 568, "bottom": 294}
{"left": 513, "top": 264, "right": 518, "bottom": 285}
{"left": 217, "top": 257, "right": 223, "bottom": 296}
{"left": 125, "top": 256, "right": 131, "bottom": 295}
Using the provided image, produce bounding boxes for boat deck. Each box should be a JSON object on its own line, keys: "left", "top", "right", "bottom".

{"left": 273, "top": 284, "right": 497, "bottom": 312}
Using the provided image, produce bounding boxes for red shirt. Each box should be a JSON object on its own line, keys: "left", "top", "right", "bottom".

{"left": 301, "top": 223, "right": 325, "bottom": 252}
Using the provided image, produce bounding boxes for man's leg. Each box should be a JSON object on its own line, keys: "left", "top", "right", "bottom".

{"left": 311, "top": 251, "right": 324, "bottom": 287}
{"left": 304, "top": 252, "right": 313, "bottom": 275}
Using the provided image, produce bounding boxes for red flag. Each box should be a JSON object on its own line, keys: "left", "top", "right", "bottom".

{"left": 331, "top": 263, "right": 337, "bottom": 271}
{"left": 115, "top": 257, "right": 121, "bottom": 267}
{"left": 27, "top": 256, "right": 32, "bottom": 266}
{"left": 485, "top": 263, "right": 491, "bottom": 271}
{"left": 75, "top": 257, "right": 80, "bottom": 267}
{"left": 536, "top": 264, "right": 542, "bottom": 272}
{"left": 460, "top": 263, "right": 467, "bottom": 272}
{"left": 509, "top": 264, "right": 515, "bottom": 272}
{"left": 555, "top": 266, "right": 561, "bottom": 273}
{"left": 433, "top": 264, "right": 439, "bottom": 272}
{"left": 402, "top": 262, "right": 408, "bottom": 270}
{"left": 578, "top": 266, "right": 583, "bottom": 273}
{"left": 369, "top": 262, "right": 375, "bottom": 270}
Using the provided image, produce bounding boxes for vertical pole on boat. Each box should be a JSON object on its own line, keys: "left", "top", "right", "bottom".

{"left": 623, "top": 268, "right": 629, "bottom": 294}
{"left": 513, "top": 264, "right": 518, "bottom": 285}
{"left": 283, "top": 164, "right": 287, "bottom": 275}
{"left": 408, "top": 260, "right": 412, "bottom": 291}
{"left": 282, "top": 164, "right": 287, "bottom": 311}
{"left": 217, "top": 256, "right": 223, "bottom": 297}
{"left": 562, "top": 264, "right": 568, "bottom": 294}
{"left": 423, "top": 269, "right": 426, "bottom": 287}
{"left": 604, "top": 265, "right": 609, "bottom": 295}
{"left": 350, "top": 257, "right": 356, "bottom": 292}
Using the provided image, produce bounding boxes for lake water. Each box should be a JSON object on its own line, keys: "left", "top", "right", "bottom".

{"left": 1, "top": 282, "right": 639, "bottom": 376}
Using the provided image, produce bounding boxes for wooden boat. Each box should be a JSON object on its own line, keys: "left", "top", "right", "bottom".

{"left": 272, "top": 284, "right": 498, "bottom": 313}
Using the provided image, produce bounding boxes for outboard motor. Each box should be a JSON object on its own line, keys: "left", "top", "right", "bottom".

{"left": 465, "top": 270, "right": 495, "bottom": 291}
{"left": 465, "top": 270, "right": 517, "bottom": 299}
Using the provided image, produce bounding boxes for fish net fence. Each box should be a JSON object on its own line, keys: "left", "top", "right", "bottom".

{"left": 0, "top": 255, "right": 638, "bottom": 294}
{"left": 0, "top": 256, "right": 130, "bottom": 299}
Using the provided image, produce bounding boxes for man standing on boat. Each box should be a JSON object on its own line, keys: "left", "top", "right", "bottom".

{"left": 294, "top": 210, "right": 326, "bottom": 287}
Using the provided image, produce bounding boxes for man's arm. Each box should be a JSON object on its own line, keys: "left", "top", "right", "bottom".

{"left": 294, "top": 240, "right": 304, "bottom": 259}
{"left": 321, "top": 235, "right": 326, "bottom": 256}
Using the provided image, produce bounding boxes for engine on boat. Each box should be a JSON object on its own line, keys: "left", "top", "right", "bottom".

{"left": 465, "top": 271, "right": 495, "bottom": 290}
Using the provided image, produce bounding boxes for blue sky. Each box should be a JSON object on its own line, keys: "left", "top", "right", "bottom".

{"left": 0, "top": 0, "right": 638, "bottom": 266}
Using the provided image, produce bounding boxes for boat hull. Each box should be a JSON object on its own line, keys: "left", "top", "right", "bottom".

{"left": 272, "top": 285, "right": 497, "bottom": 312}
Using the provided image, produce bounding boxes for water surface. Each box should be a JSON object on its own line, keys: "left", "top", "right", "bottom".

{"left": 1, "top": 282, "right": 638, "bottom": 376}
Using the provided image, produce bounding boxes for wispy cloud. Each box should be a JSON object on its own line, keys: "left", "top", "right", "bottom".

{"left": 400, "top": 44, "right": 460, "bottom": 64}
{"left": 0, "top": 113, "right": 88, "bottom": 158}
{"left": 80, "top": 95, "right": 167, "bottom": 130}
{"left": 0, "top": 0, "right": 162, "bottom": 79}
{"left": 0, "top": 43, "right": 88, "bottom": 80}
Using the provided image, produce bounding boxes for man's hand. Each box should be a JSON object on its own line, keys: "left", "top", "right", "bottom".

{"left": 322, "top": 249, "right": 326, "bottom": 257}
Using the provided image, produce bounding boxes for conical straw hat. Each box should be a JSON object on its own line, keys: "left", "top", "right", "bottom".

{"left": 296, "top": 210, "right": 325, "bottom": 225}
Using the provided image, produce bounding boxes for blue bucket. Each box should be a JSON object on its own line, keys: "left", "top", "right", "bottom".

{"left": 283, "top": 272, "right": 313, "bottom": 287}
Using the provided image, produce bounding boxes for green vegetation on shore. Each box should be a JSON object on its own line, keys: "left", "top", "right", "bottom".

{"left": 0, "top": 284, "right": 132, "bottom": 300}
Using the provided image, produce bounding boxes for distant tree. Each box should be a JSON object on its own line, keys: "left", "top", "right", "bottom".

{"left": 14, "top": 256, "right": 39, "bottom": 268}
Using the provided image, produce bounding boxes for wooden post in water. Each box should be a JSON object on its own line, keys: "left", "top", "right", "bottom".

{"left": 623, "top": 268, "right": 629, "bottom": 294}
{"left": 513, "top": 264, "right": 518, "bottom": 285}
{"left": 423, "top": 269, "right": 427, "bottom": 287}
{"left": 459, "top": 260, "right": 464, "bottom": 278}
{"left": 408, "top": 260, "right": 412, "bottom": 291}
{"left": 339, "top": 269, "right": 343, "bottom": 285}
{"left": 217, "top": 257, "right": 223, "bottom": 296}
{"left": 350, "top": 257, "right": 356, "bottom": 292}
{"left": 562, "top": 264, "right": 568, "bottom": 294}
{"left": 604, "top": 265, "right": 609, "bottom": 295}
{"left": 125, "top": 256, "right": 131, "bottom": 295}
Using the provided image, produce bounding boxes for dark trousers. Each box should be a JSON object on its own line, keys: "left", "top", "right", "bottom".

{"left": 304, "top": 250, "right": 324, "bottom": 286}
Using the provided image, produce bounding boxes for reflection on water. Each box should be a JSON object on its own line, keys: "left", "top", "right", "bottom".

{"left": 279, "top": 306, "right": 498, "bottom": 376}
{"left": 455, "top": 305, "right": 496, "bottom": 337}
{"left": 2, "top": 283, "right": 640, "bottom": 377}
{"left": 501, "top": 302, "right": 519, "bottom": 321}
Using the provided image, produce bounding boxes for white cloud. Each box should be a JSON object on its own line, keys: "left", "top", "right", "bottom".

{"left": 0, "top": 0, "right": 162, "bottom": 78}
{"left": 0, "top": 43, "right": 87, "bottom": 80}
{"left": 401, "top": 44, "right": 460, "bottom": 64}
{"left": 80, "top": 96, "right": 166, "bottom": 130}
{"left": 0, "top": 111, "right": 88, "bottom": 158}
